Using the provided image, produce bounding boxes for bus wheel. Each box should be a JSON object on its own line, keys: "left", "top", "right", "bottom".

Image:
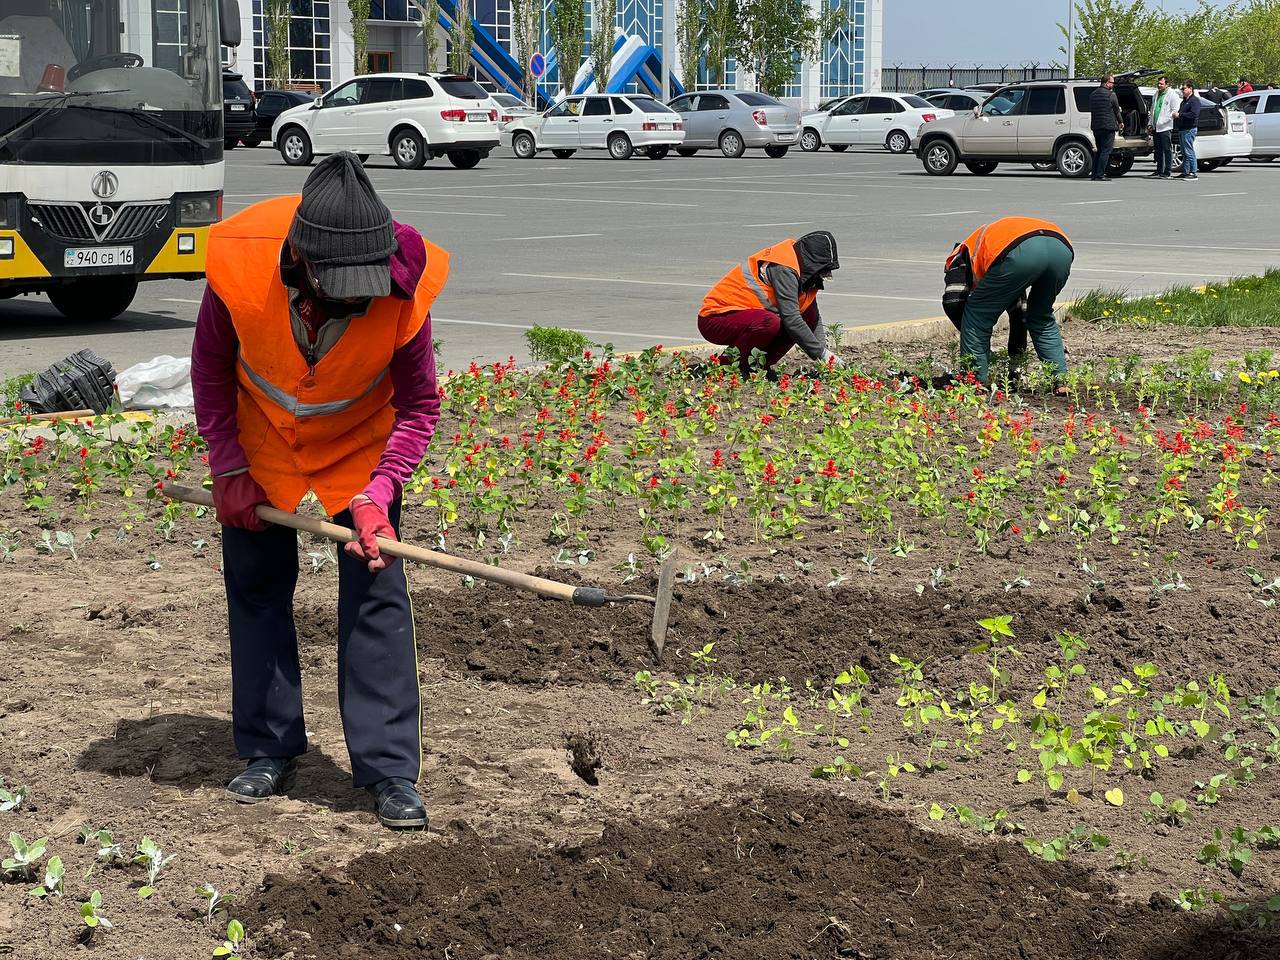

{"left": 47, "top": 277, "right": 138, "bottom": 322}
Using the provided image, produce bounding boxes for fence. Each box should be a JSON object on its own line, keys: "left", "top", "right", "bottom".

{"left": 881, "top": 65, "right": 1067, "bottom": 93}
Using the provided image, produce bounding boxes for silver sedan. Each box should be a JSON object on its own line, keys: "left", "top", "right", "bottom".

{"left": 667, "top": 90, "right": 801, "bottom": 158}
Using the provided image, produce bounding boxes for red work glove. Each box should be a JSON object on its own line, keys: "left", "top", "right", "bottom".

{"left": 345, "top": 495, "right": 397, "bottom": 573}
{"left": 211, "top": 471, "right": 269, "bottom": 531}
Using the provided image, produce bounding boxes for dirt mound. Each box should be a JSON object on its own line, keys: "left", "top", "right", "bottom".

{"left": 244, "top": 787, "right": 1274, "bottom": 960}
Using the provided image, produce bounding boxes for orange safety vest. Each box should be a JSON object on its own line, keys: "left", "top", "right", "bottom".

{"left": 948, "top": 217, "right": 1072, "bottom": 286}
{"left": 700, "top": 239, "right": 819, "bottom": 318}
{"left": 205, "top": 195, "right": 449, "bottom": 515}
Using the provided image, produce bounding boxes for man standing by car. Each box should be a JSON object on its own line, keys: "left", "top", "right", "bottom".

{"left": 1089, "top": 74, "right": 1123, "bottom": 181}
{"left": 192, "top": 152, "right": 449, "bottom": 830}
{"left": 1237, "top": 77, "right": 1254, "bottom": 95}
{"left": 1174, "top": 81, "right": 1202, "bottom": 179}
{"left": 1148, "top": 76, "right": 1180, "bottom": 179}
{"left": 698, "top": 232, "right": 843, "bottom": 375}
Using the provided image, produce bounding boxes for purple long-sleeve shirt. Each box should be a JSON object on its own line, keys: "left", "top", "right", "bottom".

{"left": 191, "top": 221, "right": 440, "bottom": 513}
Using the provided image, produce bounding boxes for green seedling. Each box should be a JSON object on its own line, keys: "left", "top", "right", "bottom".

{"left": 1146, "top": 792, "right": 1191, "bottom": 827}
{"left": 85, "top": 828, "right": 124, "bottom": 865}
{"left": 3, "top": 832, "right": 48, "bottom": 881}
{"left": 0, "top": 780, "right": 27, "bottom": 813}
{"left": 1195, "top": 773, "right": 1231, "bottom": 806}
{"left": 972, "top": 615, "right": 1020, "bottom": 704}
{"left": 1199, "top": 827, "right": 1254, "bottom": 877}
{"left": 198, "top": 883, "right": 233, "bottom": 924}
{"left": 1022, "top": 824, "right": 1110, "bottom": 863}
{"left": 889, "top": 654, "right": 941, "bottom": 737}
{"left": 80, "top": 890, "right": 112, "bottom": 936}
{"left": 1174, "top": 886, "right": 1223, "bottom": 911}
{"left": 826, "top": 666, "right": 872, "bottom": 743}
{"left": 133, "top": 835, "right": 176, "bottom": 898}
{"left": 876, "top": 754, "right": 917, "bottom": 800}
{"left": 28, "top": 855, "right": 64, "bottom": 898}
{"left": 212, "top": 919, "right": 246, "bottom": 958}
{"left": 810, "top": 756, "right": 863, "bottom": 781}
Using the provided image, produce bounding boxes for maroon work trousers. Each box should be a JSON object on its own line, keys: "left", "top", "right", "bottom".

{"left": 697, "top": 303, "right": 820, "bottom": 374}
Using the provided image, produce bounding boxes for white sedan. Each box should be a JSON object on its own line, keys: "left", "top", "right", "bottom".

{"left": 801, "top": 93, "right": 953, "bottom": 154}
{"left": 508, "top": 94, "right": 685, "bottom": 160}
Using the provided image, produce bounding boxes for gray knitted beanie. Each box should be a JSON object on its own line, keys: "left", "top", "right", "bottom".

{"left": 287, "top": 152, "right": 397, "bottom": 299}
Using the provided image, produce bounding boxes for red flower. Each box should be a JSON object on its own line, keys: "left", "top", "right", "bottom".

{"left": 568, "top": 471, "right": 583, "bottom": 486}
{"left": 763, "top": 462, "right": 778, "bottom": 485}
{"left": 972, "top": 467, "right": 986, "bottom": 481}
{"left": 1011, "top": 525, "right": 1022, "bottom": 535}
{"left": 648, "top": 476, "right": 660, "bottom": 489}
{"left": 712, "top": 449, "right": 724, "bottom": 469}
{"left": 1165, "top": 476, "right": 1183, "bottom": 491}
{"left": 819, "top": 459, "right": 839, "bottom": 478}
{"left": 1056, "top": 471, "right": 1068, "bottom": 486}
{"left": 759, "top": 414, "right": 774, "bottom": 426}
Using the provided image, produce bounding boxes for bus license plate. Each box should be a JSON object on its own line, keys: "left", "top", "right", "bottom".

{"left": 64, "top": 247, "right": 134, "bottom": 269}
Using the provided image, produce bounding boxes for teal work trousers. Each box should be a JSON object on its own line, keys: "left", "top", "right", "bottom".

{"left": 959, "top": 235, "right": 1073, "bottom": 384}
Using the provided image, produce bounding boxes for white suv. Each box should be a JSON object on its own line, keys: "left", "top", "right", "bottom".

{"left": 273, "top": 73, "right": 500, "bottom": 170}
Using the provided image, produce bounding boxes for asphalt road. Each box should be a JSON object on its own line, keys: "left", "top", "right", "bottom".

{"left": 3, "top": 146, "right": 1279, "bottom": 378}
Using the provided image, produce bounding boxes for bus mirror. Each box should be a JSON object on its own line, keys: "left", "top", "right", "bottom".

{"left": 220, "top": 0, "right": 242, "bottom": 47}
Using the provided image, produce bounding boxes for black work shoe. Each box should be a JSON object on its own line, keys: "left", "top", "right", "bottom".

{"left": 368, "top": 777, "right": 428, "bottom": 829}
{"left": 226, "top": 757, "right": 297, "bottom": 804}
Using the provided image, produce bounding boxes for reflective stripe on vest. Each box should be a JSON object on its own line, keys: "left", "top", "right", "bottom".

{"left": 740, "top": 259, "right": 777, "bottom": 312}
{"left": 238, "top": 353, "right": 389, "bottom": 418}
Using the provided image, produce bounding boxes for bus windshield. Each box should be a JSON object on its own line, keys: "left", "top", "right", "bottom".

{"left": 0, "top": 0, "right": 222, "bottom": 162}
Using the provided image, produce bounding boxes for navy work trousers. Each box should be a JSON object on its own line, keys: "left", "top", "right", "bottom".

{"left": 221, "top": 500, "right": 420, "bottom": 788}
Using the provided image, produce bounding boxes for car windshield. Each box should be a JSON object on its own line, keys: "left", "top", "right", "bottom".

{"left": 628, "top": 96, "right": 674, "bottom": 114}
{"left": 436, "top": 76, "right": 488, "bottom": 99}
{"left": 982, "top": 89, "right": 1026, "bottom": 116}
{"left": 736, "top": 92, "right": 780, "bottom": 107}
{"left": 902, "top": 95, "right": 931, "bottom": 109}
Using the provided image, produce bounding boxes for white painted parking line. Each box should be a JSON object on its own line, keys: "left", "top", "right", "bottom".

{"left": 1202, "top": 192, "right": 1248, "bottom": 198}
{"left": 444, "top": 194, "right": 696, "bottom": 207}
{"left": 742, "top": 221, "right": 815, "bottom": 227}
{"left": 502, "top": 272, "right": 938, "bottom": 302}
{"left": 493, "top": 233, "right": 604, "bottom": 241}
{"left": 432, "top": 317, "right": 705, "bottom": 342}
{"left": 1064, "top": 199, "right": 1125, "bottom": 205}
{"left": 381, "top": 208, "right": 508, "bottom": 217}
{"left": 160, "top": 298, "right": 204, "bottom": 304}
{"left": 1079, "top": 240, "right": 1280, "bottom": 253}
{"left": 919, "top": 210, "right": 979, "bottom": 217}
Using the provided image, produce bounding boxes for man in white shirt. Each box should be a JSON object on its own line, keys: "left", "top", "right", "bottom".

{"left": 1148, "top": 76, "right": 1181, "bottom": 180}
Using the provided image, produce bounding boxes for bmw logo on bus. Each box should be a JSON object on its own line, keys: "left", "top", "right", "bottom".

{"left": 91, "top": 171, "right": 119, "bottom": 199}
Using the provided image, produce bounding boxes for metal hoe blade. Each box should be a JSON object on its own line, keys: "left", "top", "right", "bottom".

{"left": 650, "top": 553, "right": 678, "bottom": 661}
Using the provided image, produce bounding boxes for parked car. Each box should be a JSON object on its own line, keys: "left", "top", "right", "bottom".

{"left": 801, "top": 93, "right": 952, "bottom": 154}
{"left": 272, "top": 72, "right": 499, "bottom": 169}
{"left": 222, "top": 70, "right": 257, "bottom": 149}
{"left": 965, "top": 83, "right": 1006, "bottom": 94}
{"left": 1222, "top": 89, "right": 1279, "bottom": 161}
{"left": 926, "top": 90, "right": 986, "bottom": 112}
{"left": 666, "top": 90, "right": 800, "bottom": 158}
{"left": 1141, "top": 87, "right": 1253, "bottom": 171}
{"left": 245, "top": 89, "right": 312, "bottom": 147}
{"left": 914, "top": 87, "right": 962, "bottom": 100}
{"left": 914, "top": 71, "right": 1158, "bottom": 177}
{"left": 508, "top": 94, "right": 684, "bottom": 160}
{"left": 492, "top": 92, "right": 538, "bottom": 147}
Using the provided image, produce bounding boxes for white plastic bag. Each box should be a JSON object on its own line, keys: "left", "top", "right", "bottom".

{"left": 115, "top": 355, "right": 194, "bottom": 409}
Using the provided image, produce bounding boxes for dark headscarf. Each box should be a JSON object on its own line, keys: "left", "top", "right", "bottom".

{"left": 794, "top": 231, "right": 840, "bottom": 290}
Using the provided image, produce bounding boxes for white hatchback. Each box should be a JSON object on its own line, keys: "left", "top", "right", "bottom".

{"left": 273, "top": 72, "right": 500, "bottom": 170}
{"left": 508, "top": 94, "right": 686, "bottom": 160}
{"left": 801, "top": 93, "right": 953, "bottom": 154}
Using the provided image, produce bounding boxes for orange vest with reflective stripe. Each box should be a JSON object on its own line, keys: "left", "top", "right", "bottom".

{"left": 950, "top": 217, "right": 1072, "bottom": 285}
{"left": 205, "top": 195, "right": 449, "bottom": 515}
{"left": 700, "top": 239, "right": 819, "bottom": 318}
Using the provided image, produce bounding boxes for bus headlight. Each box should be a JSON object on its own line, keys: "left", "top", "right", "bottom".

{"left": 176, "top": 193, "right": 222, "bottom": 226}
{"left": 0, "top": 238, "right": 13, "bottom": 260}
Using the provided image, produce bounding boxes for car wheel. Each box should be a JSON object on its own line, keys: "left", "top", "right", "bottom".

{"left": 1055, "top": 140, "right": 1092, "bottom": 178}
{"left": 828, "top": 143, "right": 850, "bottom": 152}
{"left": 885, "top": 130, "right": 911, "bottom": 154}
{"left": 645, "top": 145, "right": 670, "bottom": 160}
{"left": 224, "top": 137, "right": 238, "bottom": 149}
{"left": 1198, "top": 158, "right": 1223, "bottom": 172}
{"left": 1030, "top": 161, "right": 1055, "bottom": 171}
{"left": 921, "top": 139, "right": 957, "bottom": 175}
{"left": 608, "top": 132, "right": 633, "bottom": 160}
{"left": 719, "top": 130, "right": 745, "bottom": 158}
{"left": 513, "top": 131, "right": 537, "bottom": 159}
{"left": 676, "top": 147, "right": 698, "bottom": 157}
{"left": 552, "top": 148, "right": 576, "bottom": 159}
{"left": 1107, "top": 154, "right": 1135, "bottom": 176}
{"left": 1171, "top": 142, "right": 1184, "bottom": 169}
{"left": 764, "top": 144, "right": 789, "bottom": 158}
{"left": 392, "top": 129, "right": 426, "bottom": 169}
{"left": 279, "top": 128, "right": 312, "bottom": 166}
{"left": 243, "top": 136, "right": 263, "bottom": 148}
{"left": 964, "top": 160, "right": 998, "bottom": 175}
{"left": 800, "top": 128, "right": 821, "bottom": 152}
{"left": 448, "top": 150, "right": 481, "bottom": 169}
{"left": 47, "top": 277, "right": 138, "bottom": 322}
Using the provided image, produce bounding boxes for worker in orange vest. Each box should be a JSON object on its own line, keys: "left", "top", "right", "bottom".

{"left": 698, "top": 232, "right": 843, "bottom": 375}
{"left": 943, "top": 216, "right": 1074, "bottom": 388}
{"left": 191, "top": 153, "right": 447, "bottom": 830}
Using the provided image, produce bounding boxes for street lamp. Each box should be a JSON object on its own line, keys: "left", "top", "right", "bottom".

{"left": 1066, "top": 0, "right": 1075, "bottom": 78}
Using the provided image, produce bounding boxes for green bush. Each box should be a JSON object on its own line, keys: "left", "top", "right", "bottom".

{"left": 525, "top": 325, "right": 591, "bottom": 366}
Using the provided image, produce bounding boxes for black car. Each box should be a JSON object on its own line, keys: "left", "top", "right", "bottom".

{"left": 222, "top": 70, "right": 257, "bottom": 148}
{"left": 248, "top": 89, "right": 314, "bottom": 147}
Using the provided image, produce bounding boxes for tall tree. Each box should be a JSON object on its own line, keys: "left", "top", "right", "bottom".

{"left": 590, "top": 0, "right": 618, "bottom": 92}
{"left": 510, "top": 0, "right": 541, "bottom": 102}
{"left": 676, "top": 0, "right": 703, "bottom": 91}
{"left": 421, "top": 0, "right": 441, "bottom": 72}
{"left": 734, "top": 0, "right": 839, "bottom": 96}
{"left": 703, "top": 0, "right": 736, "bottom": 86}
{"left": 349, "top": 0, "right": 372, "bottom": 75}
{"left": 264, "top": 0, "right": 291, "bottom": 88}
{"left": 549, "top": 0, "right": 587, "bottom": 97}
{"left": 449, "top": 0, "right": 474, "bottom": 75}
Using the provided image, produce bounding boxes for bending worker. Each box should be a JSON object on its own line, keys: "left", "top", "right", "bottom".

{"left": 943, "top": 216, "right": 1073, "bottom": 388}
{"left": 191, "top": 152, "right": 447, "bottom": 830}
{"left": 698, "top": 232, "right": 843, "bottom": 374}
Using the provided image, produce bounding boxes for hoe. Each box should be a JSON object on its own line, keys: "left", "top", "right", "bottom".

{"left": 165, "top": 484, "right": 677, "bottom": 659}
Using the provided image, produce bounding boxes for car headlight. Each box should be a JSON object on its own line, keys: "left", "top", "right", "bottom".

{"left": 176, "top": 193, "right": 222, "bottom": 226}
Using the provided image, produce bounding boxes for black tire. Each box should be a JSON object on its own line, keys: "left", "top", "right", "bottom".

{"left": 718, "top": 129, "right": 745, "bottom": 158}
{"left": 645, "top": 145, "right": 670, "bottom": 160}
{"left": 1198, "top": 158, "right": 1223, "bottom": 172}
{"left": 921, "top": 138, "right": 957, "bottom": 175}
{"left": 513, "top": 131, "right": 537, "bottom": 159}
{"left": 608, "top": 132, "right": 633, "bottom": 160}
{"left": 829, "top": 143, "right": 850, "bottom": 152}
{"left": 676, "top": 147, "right": 698, "bottom": 157}
{"left": 448, "top": 150, "right": 481, "bottom": 169}
{"left": 242, "top": 135, "right": 263, "bottom": 148}
{"left": 278, "top": 127, "right": 312, "bottom": 166}
{"left": 392, "top": 128, "right": 426, "bottom": 169}
{"left": 885, "top": 129, "right": 911, "bottom": 154}
{"left": 1055, "top": 139, "right": 1093, "bottom": 178}
{"left": 47, "top": 277, "right": 138, "bottom": 322}
{"left": 552, "top": 148, "right": 576, "bottom": 159}
{"left": 224, "top": 137, "right": 238, "bottom": 149}
{"left": 1107, "top": 154, "right": 1135, "bottom": 176}
{"left": 800, "top": 128, "right": 822, "bottom": 152}
{"left": 964, "top": 160, "right": 998, "bottom": 175}
{"left": 764, "top": 144, "right": 789, "bottom": 158}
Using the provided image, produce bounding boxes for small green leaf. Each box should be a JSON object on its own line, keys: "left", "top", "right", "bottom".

{"left": 227, "top": 919, "right": 245, "bottom": 943}
{"left": 1105, "top": 787, "right": 1125, "bottom": 807}
{"left": 138, "top": 886, "right": 154, "bottom": 900}
{"left": 928, "top": 803, "right": 945, "bottom": 821}
{"left": 1017, "top": 769, "right": 1033, "bottom": 783}
{"left": 1150, "top": 792, "right": 1165, "bottom": 806}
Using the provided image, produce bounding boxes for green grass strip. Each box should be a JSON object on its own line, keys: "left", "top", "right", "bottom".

{"left": 1069, "top": 269, "right": 1280, "bottom": 328}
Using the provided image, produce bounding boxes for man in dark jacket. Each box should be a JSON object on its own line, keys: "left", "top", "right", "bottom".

{"left": 1173, "top": 81, "right": 1202, "bottom": 179}
{"left": 1088, "top": 75, "right": 1123, "bottom": 181}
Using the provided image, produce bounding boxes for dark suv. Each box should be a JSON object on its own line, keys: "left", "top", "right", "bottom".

{"left": 246, "top": 89, "right": 313, "bottom": 147}
{"left": 222, "top": 70, "right": 257, "bottom": 149}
